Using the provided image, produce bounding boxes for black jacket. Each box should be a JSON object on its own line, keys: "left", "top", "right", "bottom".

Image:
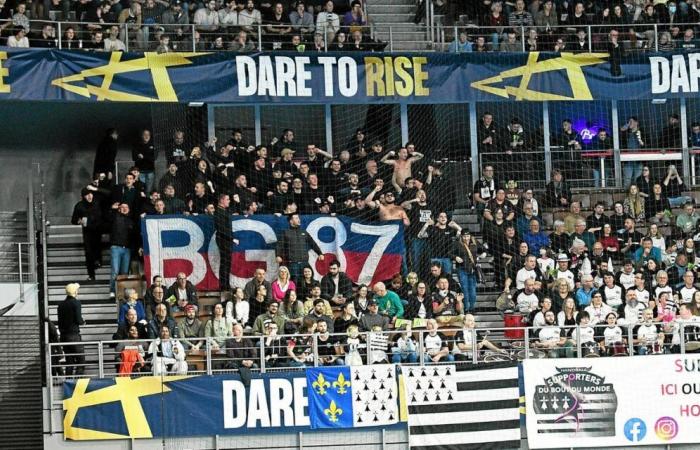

{"left": 166, "top": 281, "right": 199, "bottom": 306}
{"left": 320, "top": 272, "right": 354, "bottom": 300}
{"left": 112, "top": 321, "right": 148, "bottom": 340}
{"left": 404, "top": 295, "right": 434, "bottom": 320}
{"left": 276, "top": 227, "right": 323, "bottom": 264}
{"left": 94, "top": 133, "right": 118, "bottom": 176}
{"left": 57, "top": 296, "right": 85, "bottom": 335}
{"left": 71, "top": 199, "right": 103, "bottom": 233}
{"left": 110, "top": 212, "right": 135, "bottom": 248}
{"left": 132, "top": 139, "right": 156, "bottom": 172}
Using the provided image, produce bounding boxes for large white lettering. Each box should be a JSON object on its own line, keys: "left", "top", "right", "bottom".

{"left": 350, "top": 223, "right": 400, "bottom": 285}
{"left": 269, "top": 378, "right": 295, "bottom": 427}
{"left": 247, "top": 380, "right": 271, "bottom": 428}
{"left": 223, "top": 380, "right": 247, "bottom": 429}
{"left": 236, "top": 56, "right": 315, "bottom": 97}
{"left": 651, "top": 56, "right": 670, "bottom": 94}
{"left": 305, "top": 216, "right": 347, "bottom": 278}
{"left": 338, "top": 57, "right": 358, "bottom": 97}
{"left": 229, "top": 219, "right": 279, "bottom": 285}
{"left": 145, "top": 218, "right": 207, "bottom": 286}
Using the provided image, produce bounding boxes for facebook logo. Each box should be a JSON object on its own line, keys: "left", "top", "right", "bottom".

{"left": 624, "top": 418, "right": 647, "bottom": 442}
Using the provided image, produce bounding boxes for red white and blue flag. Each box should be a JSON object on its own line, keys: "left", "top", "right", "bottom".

{"left": 141, "top": 214, "right": 405, "bottom": 290}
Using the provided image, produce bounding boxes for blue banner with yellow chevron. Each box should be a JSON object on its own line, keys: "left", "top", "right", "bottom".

{"left": 306, "top": 365, "right": 399, "bottom": 429}
{"left": 61, "top": 371, "right": 403, "bottom": 440}
{"left": 1, "top": 49, "right": 700, "bottom": 103}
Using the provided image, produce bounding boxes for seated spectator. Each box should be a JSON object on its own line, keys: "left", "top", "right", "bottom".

{"left": 676, "top": 202, "right": 700, "bottom": 237}
{"left": 262, "top": 321, "right": 288, "bottom": 367}
{"left": 238, "top": 0, "right": 262, "bottom": 33}
{"left": 321, "top": 260, "right": 353, "bottom": 306}
{"left": 225, "top": 323, "right": 258, "bottom": 371}
{"left": 205, "top": 303, "right": 232, "bottom": 349}
{"left": 334, "top": 301, "right": 359, "bottom": 335}
{"left": 530, "top": 297, "right": 553, "bottom": 330}
{"left": 280, "top": 290, "right": 305, "bottom": 331}
{"left": 372, "top": 282, "right": 404, "bottom": 324}
{"left": 148, "top": 325, "right": 188, "bottom": 375}
{"left": 7, "top": 26, "right": 29, "bottom": 47}
{"left": 515, "top": 202, "right": 541, "bottom": 236}
{"left": 194, "top": 0, "right": 220, "bottom": 33}
{"left": 550, "top": 277, "right": 574, "bottom": 313}
{"left": 523, "top": 219, "right": 550, "bottom": 256}
{"left": 179, "top": 304, "right": 205, "bottom": 350}
{"left": 634, "top": 308, "right": 665, "bottom": 355}
{"left": 244, "top": 268, "right": 273, "bottom": 302}
{"left": 104, "top": 25, "right": 126, "bottom": 51}
{"left": 634, "top": 237, "right": 663, "bottom": 267}
{"left": 316, "top": 0, "right": 340, "bottom": 42}
{"left": 572, "top": 220, "right": 595, "bottom": 252}
{"left": 499, "top": 30, "right": 521, "bottom": 52}
{"left": 148, "top": 303, "right": 179, "bottom": 338}
{"left": 584, "top": 292, "right": 613, "bottom": 326}
{"left": 431, "top": 277, "right": 464, "bottom": 326}
{"left": 296, "top": 265, "right": 321, "bottom": 301}
{"left": 549, "top": 220, "right": 571, "bottom": 255}
{"left": 343, "top": 0, "right": 366, "bottom": 32}
{"left": 534, "top": 310, "right": 572, "bottom": 358}
{"left": 575, "top": 274, "right": 597, "bottom": 309}
{"left": 302, "top": 285, "right": 333, "bottom": 316}
{"left": 115, "top": 325, "right": 147, "bottom": 375}
{"left": 508, "top": 0, "right": 533, "bottom": 27}
{"left": 271, "top": 266, "right": 296, "bottom": 303}
{"left": 253, "top": 301, "right": 286, "bottom": 335}
{"left": 452, "top": 314, "right": 505, "bottom": 360}
{"left": 391, "top": 325, "right": 418, "bottom": 363}
{"left": 645, "top": 183, "right": 671, "bottom": 225}
{"left": 563, "top": 202, "right": 585, "bottom": 234}
{"left": 304, "top": 298, "right": 335, "bottom": 332}
{"left": 359, "top": 299, "right": 389, "bottom": 331}
{"left": 118, "top": 288, "right": 146, "bottom": 325}
{"left": 290, "top": 1, "right": 315, "bottom": 34}
{"left": 623, "top": 184, "right": 645, "bottom": 223}
{"left": 448, "top": 31, "right": 472, "bottom": 53}
{"left": 266, "top": 2, "right": 293, "bottom": 47}
{"left": 515, "top": 254, "right": 543, "bottom": 290}
{"left": 557, "top": 297, "right": 578, "bottom": 331}
{"left": 544, "top": 169, "right": 572, "bottom": 208}
{"left": 514, "top": 278, "right": 541, "bottom": 317}
{"left": 315, "top": 320, "right": 344, "bottom": 365}
{"left": 619, "top": 217, "right": 643, "bottom": 257}
{"left": 167, "top": 272, "right": 199, "bottom": 306}
{"left": 113, "top": 307, "right": 149, "bottom": 340}
{"left": 422, "top": 319, "right": 455, "bottom": 363}
{"left": 353, "top": 284, "right": 373, "bottom": 318}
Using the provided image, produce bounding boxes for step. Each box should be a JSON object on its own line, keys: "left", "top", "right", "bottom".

{"left": 367, "top": 12, "right": 415, "bottom": 22}
{"left": 47, "top": 224, "right": 82, "bottom": 235}
{"left": 368, "top": 4, "right": 416, "bottom": 14}
{"left": 382, "top": 41, "right": 434, "bottom": 51}
{"left": 47, "top": 234, "right": 85, "bottom": 245}
{"left": 48, "top": 277, "right": 112, "bottom": 287}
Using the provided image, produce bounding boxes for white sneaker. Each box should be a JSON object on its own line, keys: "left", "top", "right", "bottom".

{"left": 109, "top": 292, "right": 115, "bottom": 298}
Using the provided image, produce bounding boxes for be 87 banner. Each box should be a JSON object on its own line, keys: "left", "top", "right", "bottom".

{"left": 141, "top": 214, "right": 404, "bottom": 289}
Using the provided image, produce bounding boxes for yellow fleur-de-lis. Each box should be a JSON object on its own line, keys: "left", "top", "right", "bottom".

{"left": 324, "top": 400, "right": 343, "bottom": 422}
{"left": 312, "top": 373, "right": 331, "bottom": 395}
{"left": 332, "top": 373, "right": 351, "bottom": 395}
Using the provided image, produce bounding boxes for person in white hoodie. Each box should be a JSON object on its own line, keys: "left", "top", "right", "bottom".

{"left": 148, "top": 325, "right": 188, "bottom": 375}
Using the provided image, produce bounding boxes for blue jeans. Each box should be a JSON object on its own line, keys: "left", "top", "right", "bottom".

{"left": 623, "top": 162, "right": 643, "bottom": 188}
{"left": 110, "top": 245, "right": 130, "bottom": 293}
{"left": 288, "top": 261, "right": 306, "bottom": 285}
{"left": 592, "top": 166, "right": 613, "bottom": 188}
{"left": 423, "top": 353, "right": 455, "bottom": 363}
{"left": 430, "top": 257, "right": 452, "bottom": 275}
{"left": 457, "top": 270, "right": 477, "bottom": 311}
{"left": 411, "top": 239, "right": 427, "bottom": 275}
{"left": 392, "top": 351, "right": 418, "bottom": 363}
{"left": 669, "top": 196, "right": 693, "bottom": 208}
{"left": 139, "top": 171, "right": 155, "bottom": 193}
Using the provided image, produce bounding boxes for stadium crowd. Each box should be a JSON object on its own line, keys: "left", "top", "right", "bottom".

{"left": 55, "top": 113, "right": 700, "bottom": 376}
{"left": 0, "top": 0, "right": 386, "bottom": 51}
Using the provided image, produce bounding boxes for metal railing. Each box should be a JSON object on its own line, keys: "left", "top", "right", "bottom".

{"left": 0, "top": 19, "right": 403, "bottom": 52}
{"left": 437, "top": 23, "right": 700, "bottom": 53}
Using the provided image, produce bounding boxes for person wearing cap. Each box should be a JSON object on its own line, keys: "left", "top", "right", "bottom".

{"left": 277, "top": 148, "right": 299, "bottom": 175}
{"left": 359, "top": 299, "right": 389, "bottom": 331}
{"left": 252, "top": 301, "right": 286, "bottom": 335}
{"left": 552, "top": 253, "right": 575, "bottom": 291}
{"left": 72, "top": 186, "right": 104, "bottom": 282}
{"left": 179, "top": 304, "right": 205, "bottom": 350}
{"left": 58, "top": 283, "right": 86, "bottom": 376}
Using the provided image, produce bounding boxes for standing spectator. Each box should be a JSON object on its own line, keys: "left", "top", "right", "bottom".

{"left": 214, "top": 194, "right": 235, "bottom": 291}
{"left": 109, "top": 203, "right": 134, "bottom": 297}
{"left": 276, "top": 213, "right": 325, "bottom": 283}
{"left": 453, "top": 230, "right": 482, "bottom": 313}
{"left": 591, "top": 128, "right": 613, "bottom": 187}
{"left": 620, "top": 117, "right": 646, "bottom": 187}
{"left": 418, "top": 212, "right": 461, "bottom": 275}
{"left": 72, "top": 187, "right": 103, "bottom": 281}
{"left": 132, "top": 129, "right": 156, "bottom": 193}
{"left": 94, "top": 128, "right": 119, "bottom": 181}
{"left": 58, "top": 283, "right": 86, "bottom": 376}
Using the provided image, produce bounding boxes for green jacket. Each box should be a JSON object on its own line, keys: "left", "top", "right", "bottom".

{"left": 375, "top": 290, "right": 404, "bottom": 319}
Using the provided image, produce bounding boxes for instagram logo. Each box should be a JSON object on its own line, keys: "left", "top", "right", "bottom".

{"left": 654, "top": 417, "right": 679, "bottom": 441}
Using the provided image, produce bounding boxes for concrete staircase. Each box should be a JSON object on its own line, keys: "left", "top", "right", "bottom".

{"left": 46, "top": 224, "right": 115, "bottom": 345}
{"left": 0, "top": 211, "right": 30, "bottom": 282}
{"left": 367, "top": 0, "right": 434, "bottom": 51}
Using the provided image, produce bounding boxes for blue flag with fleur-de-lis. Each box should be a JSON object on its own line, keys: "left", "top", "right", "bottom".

{"left": 306, "top": 365, "right": 399, "bottom": 429}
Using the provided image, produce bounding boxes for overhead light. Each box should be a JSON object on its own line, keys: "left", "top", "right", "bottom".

{"left": 651, "top": 99, "right": 667, "bottom": 104}
{"left": 188, "top": 102, "right": 204, "bottom": 107}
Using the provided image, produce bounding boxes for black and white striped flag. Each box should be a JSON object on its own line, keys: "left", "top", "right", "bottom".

{"left": 404, "top": 362, "right": 521, "bottom": 450}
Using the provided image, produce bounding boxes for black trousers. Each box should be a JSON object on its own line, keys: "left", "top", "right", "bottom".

{"left": 217, "top": 237, "right": 232, "bottom": 291}
{"left": 60, "top": 333, "right": 85, "bottom": 376}
{"left": 82, "top": 229, "right": 102, "bottom": 278}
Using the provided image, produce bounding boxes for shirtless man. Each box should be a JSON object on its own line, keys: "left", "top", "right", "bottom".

{"left": 365, "top": 187, "right": 410, "bottom": 227}
{"left": 381, "top": 145, "right": 424, "bottom": 189}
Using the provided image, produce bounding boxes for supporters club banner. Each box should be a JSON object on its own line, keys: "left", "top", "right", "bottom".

{"left": 523, "top": 356, "right": 700, "bottom": 449}
{"left": 141, "top": 214, "right": 404, "bottom": 290}
{"left": 2, "top": 49, "right": 700, "bottom": 103}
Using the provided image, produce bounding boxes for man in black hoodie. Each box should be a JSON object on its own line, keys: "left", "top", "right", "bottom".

{"left": 71, "top": 188, "right": 104, "bottom": 281}
{"left": 132, "top": 129, "right": 156, "bottom": 193}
